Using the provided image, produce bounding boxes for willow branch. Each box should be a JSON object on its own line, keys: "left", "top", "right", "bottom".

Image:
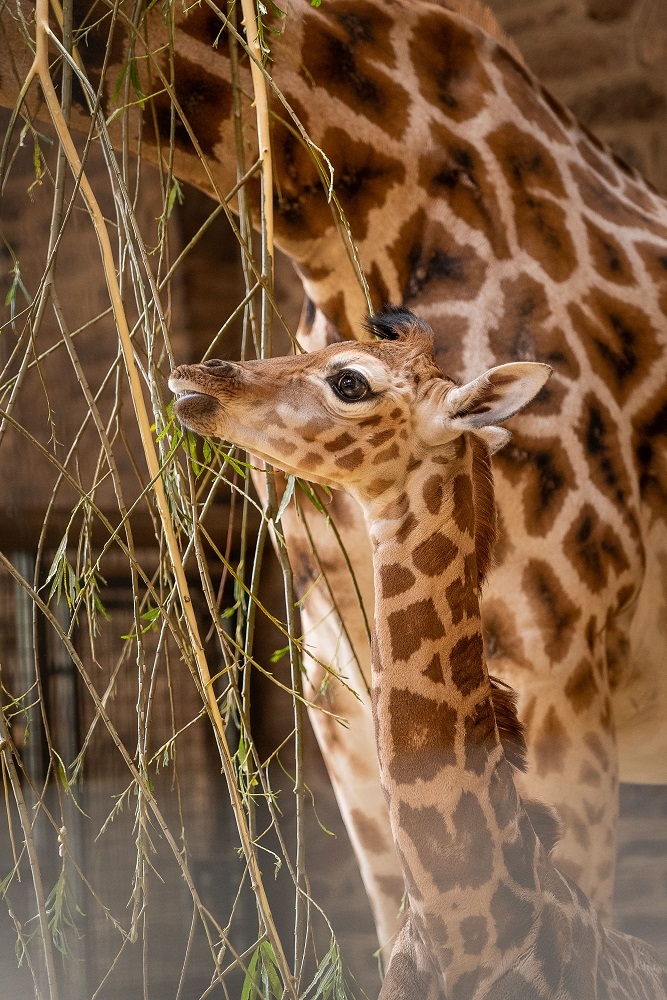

{"left": 24, "top": 2, "right": 295, "bottom": 991}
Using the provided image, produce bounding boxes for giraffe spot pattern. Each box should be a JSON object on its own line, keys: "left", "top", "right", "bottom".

{"left": 564, "top": 659, "right": 600, "bottom": 714}
{"left": 380, "top": 563, "right": 416, "bottom": 599}
{"left": 396, "top": 511, "right": 417, "bottom": 544}
{"left": 419, "top": 121, "right": 510, "bottom": 261}
{"left": 389, "top": 208, "right": 488, "bottom": 307}
{"left": 399, "top": 793, "right": 494, "bottom": 892}
{"left": 377, "top": 491, "right": 410, "bottom": 521}
{"left": 387, "top": 687, "right": 457, "bottom": 785}
{"left": 301, "top": 451, "right": 324, "bottom": 469}
{"left": 489, "top": 759, "right": 521, "bottom": 831}
{"left": 482, "top": 598, "right": 529, "bottom": 669}
{"left": 324, "top": 431, "right": 355, "bottom": 452}
{"left": 451, "top": 474, "right": 475, "bottom": 536}
{"left": 523, "top": 559, "right": 581, "bottom": 661}
{"left": 491, "top": 970, "right": 543, "bottom": 999}
{"left": 301, "top": 3, "right": 410, "bottom": 138}
{"left": 584, "top": 218, "right": 635, "bottom": 286}
{"left": 576, "top": 134, "right": 619, "bottom": 188}
{"left": 301, "top": 416, "right": 335, "bottom": 441}
{"left": 489, "top": 274, "right": 581, "bottom": 381}
{"left": 463, "top": 697, "right": 497, "bottom": 775}
{"left": 349, "top": 807, "right": 391, "bottom": 855}
{"left": 335, "top": 448, "right": 364, "bottom": 471}
{"left": 563, "top": 503, "right": 630, "bottom": 593}
{"left": 576, "top": 394, "right": 640, "bottom": 545}
{"left": 572, "top": 161, "right": 667, "bottom": 237}
{"left": 632, "top": 383, "right": 667, "bottom": 520}
{"left": 368, "top": 428, "right": 395, "bottom": 446}
{"left": 449, "top": 631, "right": 485, "bottom": 695}
{"left": 386, "top": 597, "right": 445, "bottom": 662}
{"left": 412, "top": 531, "right": 459, "bottom": 577}
{"left": 583, "top": 731, "right": 611, "bottom": 773}
{"left": 410, "top": 11, "right": 494, "bottom": 123}
{"left": 366, "top": 476, "right": 393, "bottom": 497}
{"left": 372, "top": 441, "right": 400, "bottom": 465}
{"left": 571, "top": 291, "right": 662, "bottom": 406}
{"left": 422, "top": 474, "right": 444, "bottom": 515}
{"left": 446, "top": 553, "right": 478, "bottom": 626}
{"left": 501, "top": 814, "right": 539, "bottom": 891}
{"left": 144, "top": 54, "right": 233, "bottom": 157}
{"left": 271, "top": 115, "right": 405, "bottom": 242}
{"left": 422, "top": 652, "right": 445, "bottom": 684}
{"left": 181, "top": 3, "right": 230, "bottom": 47}
{"left": 491, "top": 46, "right": 569, "bottom": 146}
{"left": 490, "top": 881, "right": 536, "bottom": 952}
{"left": 487, "top": 122, "right": 577, "bottom": 282}
{"left": 534, "top": 705, "right": 572, "bottom": 777}
{"left": 460, "top": 915, "right": 489, "bottom": 956}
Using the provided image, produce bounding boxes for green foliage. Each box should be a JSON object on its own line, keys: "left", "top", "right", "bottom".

{"left": 303, "top": 938, "right": 354, "bottom": 1000}
{"left": 241, "top": 940, "right": 283, "bottom": 1000}
{"left": 45, "top": 865, "right": 83, "bottom": 959}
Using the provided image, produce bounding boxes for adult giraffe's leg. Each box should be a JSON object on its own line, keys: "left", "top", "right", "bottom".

{"left": 278, "top": 490, "right": 404, "bottom": 957}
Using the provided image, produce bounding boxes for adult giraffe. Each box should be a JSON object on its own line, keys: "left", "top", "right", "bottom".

{"left": 1, "top": 0, "right": 665, "bottom": 955}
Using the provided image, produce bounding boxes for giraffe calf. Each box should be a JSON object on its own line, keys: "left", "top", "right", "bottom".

{"left": 170, "top": 308, "right": 667, "bottom": 999}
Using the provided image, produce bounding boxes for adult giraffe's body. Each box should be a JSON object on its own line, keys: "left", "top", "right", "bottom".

{"left": 2, "top": 0, "right": 666, "bottom": 954}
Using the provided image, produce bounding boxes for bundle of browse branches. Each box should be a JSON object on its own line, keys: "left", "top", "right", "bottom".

{"left": 0, "top": 1, "right": 366, "bottom": 997}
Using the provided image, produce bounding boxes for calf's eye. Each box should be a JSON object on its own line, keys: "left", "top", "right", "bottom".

{"left": 331, "top": 370, "right": 370, "bottom": 401}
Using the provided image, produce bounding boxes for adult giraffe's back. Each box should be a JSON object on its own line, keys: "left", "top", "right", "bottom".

{"left": 2, "top": 0, "right": 665, "bottom": 954}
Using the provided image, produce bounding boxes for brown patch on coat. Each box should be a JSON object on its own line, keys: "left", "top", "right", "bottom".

{"left": 564, "top": 659, "right": 599, "bottom": 715}
{"left": 446, "top": 552, "right": 479, "bottom": 626}
{"left": 335, "top": 448, "right": 364, "bottom": 471}
{"left": 452, "top": 474, "right": 475, "bottom": 535}
{"left": 372, "top": 442, "right": 400, "bottom": 465}
{"left": 533, "top": 705, "right": 572, "bottom": 776}
{"left": 491, "top": 46, "right": 568, "bottom": 145}
{"left": 490, "top": 881, "right": 536, "bottom": 951}
{"left": 563, "top": 504, "right": 630, "bottom": 592}
{"left": 301, "top": 2, "right": 409, "bottom": 137}
{"left": 400, "top": 793, "right": 494, "bottom": 891}
{"left": 271, "top": 113, "right": 405, "bottom": 242}
{"left": 489, "top": 274, "right": 581, "bottom": 381}
{"left": 386, "top": 597, "right": 446, "bottom": 662}
{"left": 349, "top": 807, "right": 392, "bottom": 855}
{"left": 388, "top": 688, "right": 457, "bottom": 784}
{"left": 324, "top": 431, "right": 355, "bottom": 452}
{"left": 523, "top": 560, "right": 581, "bottom": 662}
{"left": 572, "top": 163, "right": 667, "bottom": 237}
{"left": 412, "top": 532, "right": 459, "bottom": 577}
{"left": 144, "top": 54, "right": 232, "bottom": 158}
{"left": 410, "top": 11, "right": 494, "bottom": 123}
{"left": 389, "top": 208, "right": 488, "bottom": 307}
{"left": 482, "top": 599, "right": 530, "bottom": 670}
{"left": 495, "top": 436, "right": 574, "bottom": 537}
{"left": 487, "top": 122, "right": 576, "bottom": 283}
{"left": 419, "top": 120, "right": 510, "bottom": 260}
{"left": 460, "top": 915, "right": 489, "bottom": 956}
{"left": 422, "top": 474, "right": 444, "bottom": 515}
{"left": 633, "top": 386, "right": 667, "bottom": 520}
{"left": 576, "top": 394, "right": 640, "bottom": 546}
{"left": 584, "top": 218, "right": 635, "bottom": 286}
{"left": 380, "top": 564, "right": 416, "bottom": 599}
{"left": 450, "top": 631, "right": 485, "bottom": 695}
{"left": 572, "top": 291, "right": 662, "bottom": 406}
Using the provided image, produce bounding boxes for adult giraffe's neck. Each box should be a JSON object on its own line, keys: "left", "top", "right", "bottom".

{"left": 359, "top": 436, "right": 542, "bottom": 990}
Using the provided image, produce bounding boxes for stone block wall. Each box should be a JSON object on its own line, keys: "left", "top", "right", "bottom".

{"left": 488, "top": 0, "right": 667, "bottom": 191}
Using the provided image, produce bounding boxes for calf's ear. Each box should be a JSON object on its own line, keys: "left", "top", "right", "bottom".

{"left": 445, "top": 362, "right": 552, "bottom": 429}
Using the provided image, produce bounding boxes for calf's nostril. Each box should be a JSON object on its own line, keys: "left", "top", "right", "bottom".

{"left": 203, "top": 359, "right": 224, "bottom": 368}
